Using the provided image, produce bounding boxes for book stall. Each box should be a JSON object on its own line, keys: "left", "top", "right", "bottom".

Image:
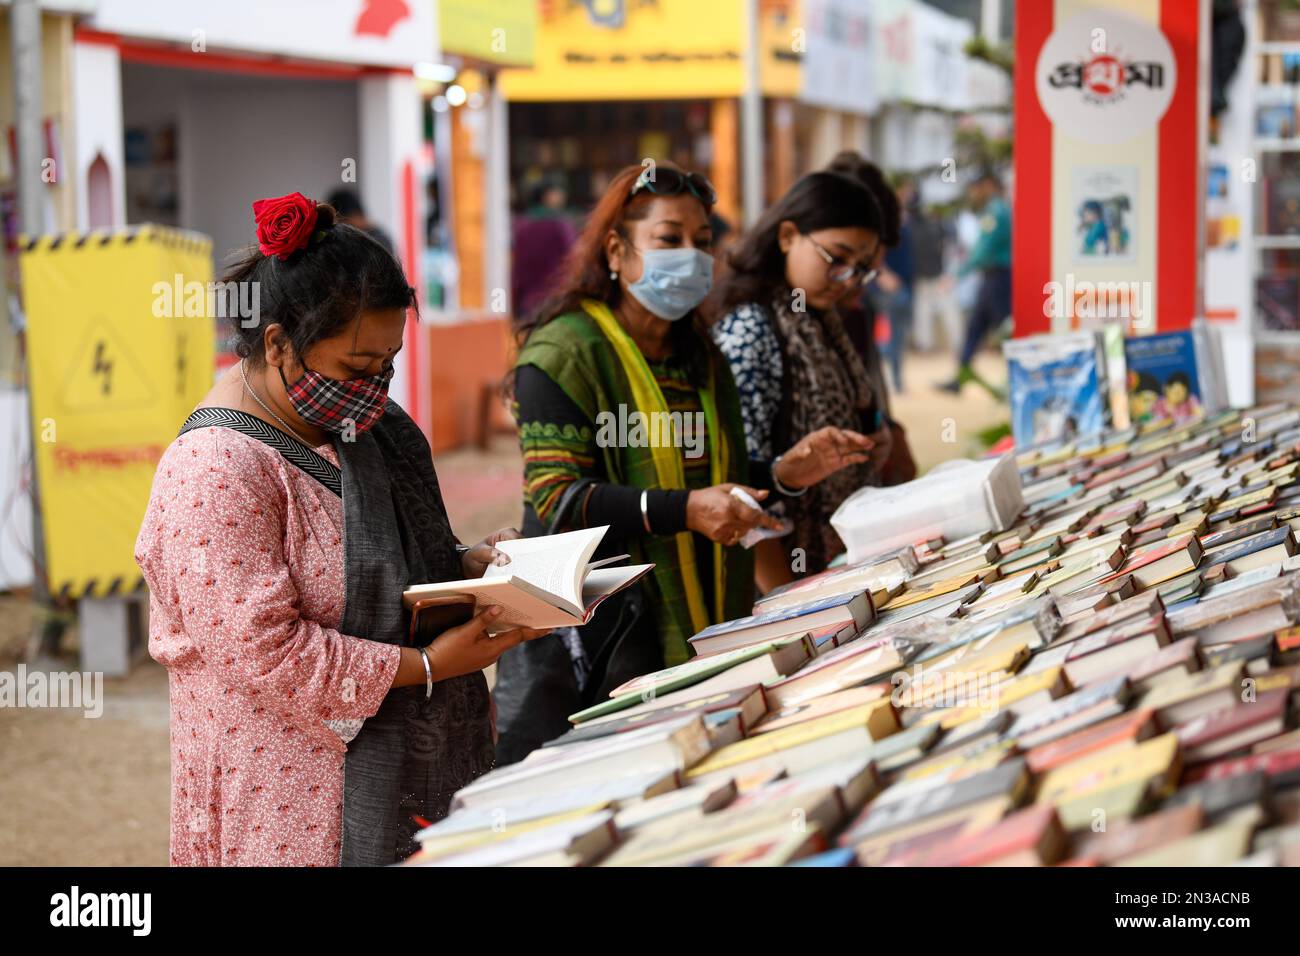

{"left": 396, "top": 0, "right": 1300, "bottom": 870}
{"left": 405, "top": 403, "right": 1300, "bottom": 866}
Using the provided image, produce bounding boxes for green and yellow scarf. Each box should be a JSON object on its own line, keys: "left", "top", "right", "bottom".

{"left": 515, "top": 300, "right": 754, "bottom": 664}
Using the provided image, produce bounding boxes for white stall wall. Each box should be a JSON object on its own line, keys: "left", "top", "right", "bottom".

{"left": 87, "top": 0, "right": 437, "bottom": 69}
{"left": 72, "top": 40, "right": 128, "bottom": 230}
{"left": 1202, "top": 0, "right": 1256, "bottom": 407}
{"left": 120, "top": 64, "right": 361, "bottom": 266}
{"left": 0, "top": 389, "right": 34, "bottom": 591}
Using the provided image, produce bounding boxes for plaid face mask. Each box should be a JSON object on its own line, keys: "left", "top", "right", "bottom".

{"left": 279, "top": 360, "right": 394, "bottom": 435}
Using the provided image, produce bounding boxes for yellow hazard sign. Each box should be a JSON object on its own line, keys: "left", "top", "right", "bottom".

{"left": 20, "top": 225, "right": 214, "bottom": 599}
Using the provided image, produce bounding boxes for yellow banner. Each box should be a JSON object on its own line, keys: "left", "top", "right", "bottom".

{"left": 439, "top": 0, "right": 538, "bottom": 67}
{"left": 761, "top": 0, "right": 802, "bottom": 98}
{"left": 20, "top": 226, "right": 214, "bottom": 598}
{"left": 500, "top": 0, "right": 802, "bottom": 101}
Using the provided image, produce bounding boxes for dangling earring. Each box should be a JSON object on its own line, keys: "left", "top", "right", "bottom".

{"left": 610, "top": 270, "right": 618, "bottom": 281}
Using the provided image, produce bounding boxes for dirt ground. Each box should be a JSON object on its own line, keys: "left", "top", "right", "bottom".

{"left": 0, "top": 350, "right": 1004, "bottom": 866}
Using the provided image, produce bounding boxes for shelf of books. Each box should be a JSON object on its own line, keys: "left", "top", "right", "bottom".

{"left": 1254, "top": 1, "right": 1300, "bottom": 406}
{"left": 406, "top": 405, "right": 1300, "bottom": 866}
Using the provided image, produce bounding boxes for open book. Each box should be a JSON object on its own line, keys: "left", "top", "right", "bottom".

{"left": 402, "top": 526, "right": 653, "bottom": 631}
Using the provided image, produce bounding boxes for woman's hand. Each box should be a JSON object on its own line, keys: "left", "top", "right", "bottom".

{"left": 775, "top": 427, "right": 874, "bottom": 490}
{"left": 865, "top": 423, "right": 893, "bottom": 473}
{"left": 424, "top": 606, "right": 551, "bottom": 681}
{"left": 686, "top": 484, "right": 783, "bottom": 546}
{"left": 460, "top": 527, "right": 523, "bottom": 578}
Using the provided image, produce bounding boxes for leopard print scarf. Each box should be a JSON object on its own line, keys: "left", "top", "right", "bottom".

{"left": 770, "top": 292, "right": 876, "bottom": 574}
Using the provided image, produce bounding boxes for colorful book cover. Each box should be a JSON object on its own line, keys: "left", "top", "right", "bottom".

{"left": 1256, "top": 275, "right": 1300, "bottom": 331}
{"left": 606, "top": 640, "right": 784, "bottom": 700}
{"left": 1174, "top": 690, "right": 1287, "bottom": 752}
{"left": 1100, "top": 321, "right": 1131, "bottom": 429}
{"left": 1111, "top": 533, "right": 1197, "bottom": 577}
{"left": 787, "top": 847, "right": 857, "bottom": 867}
{"left": 1256, "top": 103, "right": 1296, "bottom": 139}
{"left": 1200, "top": 527, "right": 1291, "bottom": 569}
{"left": 1005, "top": 332, "right": 1106, "bottom": 449}
{"left": 1269, "top": 176, "right": 1300, "bottom": 235}
{"left": 689, "top": 590, "right": 865, "bottom": 645}
{"left": 1124, "top": 331, "right": 1202, "bottom": 424}
{"left": 1255, "top": 333, "right": 1300, "bottom": 406}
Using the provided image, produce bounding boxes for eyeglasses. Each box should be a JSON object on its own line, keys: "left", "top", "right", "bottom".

{"left": 629, "top": 167, "right": 718, "bottom": 206}
{"left": 804, "top": 233, "right": 879, "bottom": 287}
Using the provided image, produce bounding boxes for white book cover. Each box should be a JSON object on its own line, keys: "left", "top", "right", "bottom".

{"left": 403, "top": 525, "right": 652, "bottom": 630}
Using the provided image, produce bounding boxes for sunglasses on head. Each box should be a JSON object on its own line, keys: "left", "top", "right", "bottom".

{"left": 629, "top": 167, "right": 718, "bottom": 206}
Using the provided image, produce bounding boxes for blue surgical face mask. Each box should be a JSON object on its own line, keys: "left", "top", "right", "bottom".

{"left": 625, "top": 246, "right": 714, "bottom": 321}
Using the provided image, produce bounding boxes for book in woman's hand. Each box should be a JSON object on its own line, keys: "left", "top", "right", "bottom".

{"left": 402, "top": 526, "right": 653, "bottom": 632}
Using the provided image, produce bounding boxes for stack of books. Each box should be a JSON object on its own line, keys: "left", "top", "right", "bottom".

{"left": 406, "top": 404, "right": 1300, "bottom": 867}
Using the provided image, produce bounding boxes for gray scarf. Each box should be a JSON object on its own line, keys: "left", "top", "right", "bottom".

{"left": 335, "top": 402, "right": 495, "bottom": 866}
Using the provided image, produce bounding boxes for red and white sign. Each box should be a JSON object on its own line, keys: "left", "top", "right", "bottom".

{"left": 1014, "top": 0, "right": 1207, "bottom": 337}
{"left": 1035, "top": 10, "right": 1176, "bottom": 145}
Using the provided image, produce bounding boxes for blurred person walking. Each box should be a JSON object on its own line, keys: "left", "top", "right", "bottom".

{"left": 953, "top": 205, "right": 982, "bottom": 314}
{"left": 909, "top": 200, "right": 962, "bottom": 355}
{"left": 494, "top": 165, "right": 871, "bottom": 762}
{"left": 874, "top": 179, "right": 915, "bottom": 393}
{"left": 711, "top": 170, "right": 885, "bottom": 590}
{"left": 937, "top": 170, "right": 1010, "bottom": 398}
{"left": 325, "top": 187, "right": 395, "bottom": 254}
{"left": 511, "top": 179, "right": 578, "bottom": 321}
{"left": 136, "top": 194, "right": 548, "bottom": 866}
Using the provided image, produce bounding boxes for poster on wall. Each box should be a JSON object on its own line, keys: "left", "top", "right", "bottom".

{"left": 1071, "top": 165, "right": 1138, "bottom": 263}
{"left": 1014, "top": 0, "right": 1205, "bottom": 337}
{"left": 1204, "top": 162, "right": 1240, "bottom": 251}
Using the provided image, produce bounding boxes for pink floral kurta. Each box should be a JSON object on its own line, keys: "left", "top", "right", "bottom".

{"left": 135, "top": 425, "right": 402, "bottom": 866}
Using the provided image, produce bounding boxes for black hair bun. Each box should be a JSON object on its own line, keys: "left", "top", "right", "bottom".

{"left": 314, "top": 203, "right": 338, "bottom": 230}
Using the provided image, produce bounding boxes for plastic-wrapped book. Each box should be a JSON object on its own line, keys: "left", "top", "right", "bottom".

{"left": 831, "top": 455, "right": 1025, "bottom": 565}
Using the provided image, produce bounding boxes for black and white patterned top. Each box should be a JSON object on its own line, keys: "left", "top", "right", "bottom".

{"left": 711, "top": 301, "right": 783, "bottom": 461}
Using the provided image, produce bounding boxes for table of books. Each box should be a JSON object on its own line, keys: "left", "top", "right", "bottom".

{"left": 409, "top": 405, "right": 1300, "bottom": 867}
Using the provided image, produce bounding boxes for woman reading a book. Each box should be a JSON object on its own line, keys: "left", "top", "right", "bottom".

{"left": 135, "top": 193, "right": 549, "bottom": 867}
{"left": 494, "top": 164, "right": 874, "bottom": 763}
{"left": 711, "top": 171, "right": 888, "bottom": 586}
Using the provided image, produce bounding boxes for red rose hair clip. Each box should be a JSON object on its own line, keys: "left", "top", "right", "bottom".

{"left": 252, "top": 191, "right": 322, "bottom": 260}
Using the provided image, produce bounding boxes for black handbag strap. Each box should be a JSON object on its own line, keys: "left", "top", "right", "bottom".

{"left": 579, "top": 585, "right": 648, "bottom": 707}
{"left": 546, "top": 476, "right": 597, "bottom": 533}
{"left": 542, "top": 477, "right": 655, "bottom": 702}
{"left": 179, "top": 406, "right": 342, "bottom": 498}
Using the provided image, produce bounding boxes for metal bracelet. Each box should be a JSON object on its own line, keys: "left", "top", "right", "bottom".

{"left": 640, "top": 489, "right": 653, "bottom": 534}
{"left": 771, "top": 454, "right": 808, "bottom": 497}
{"left": 418, "top": 646, "right": 433, "bottom": 700}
